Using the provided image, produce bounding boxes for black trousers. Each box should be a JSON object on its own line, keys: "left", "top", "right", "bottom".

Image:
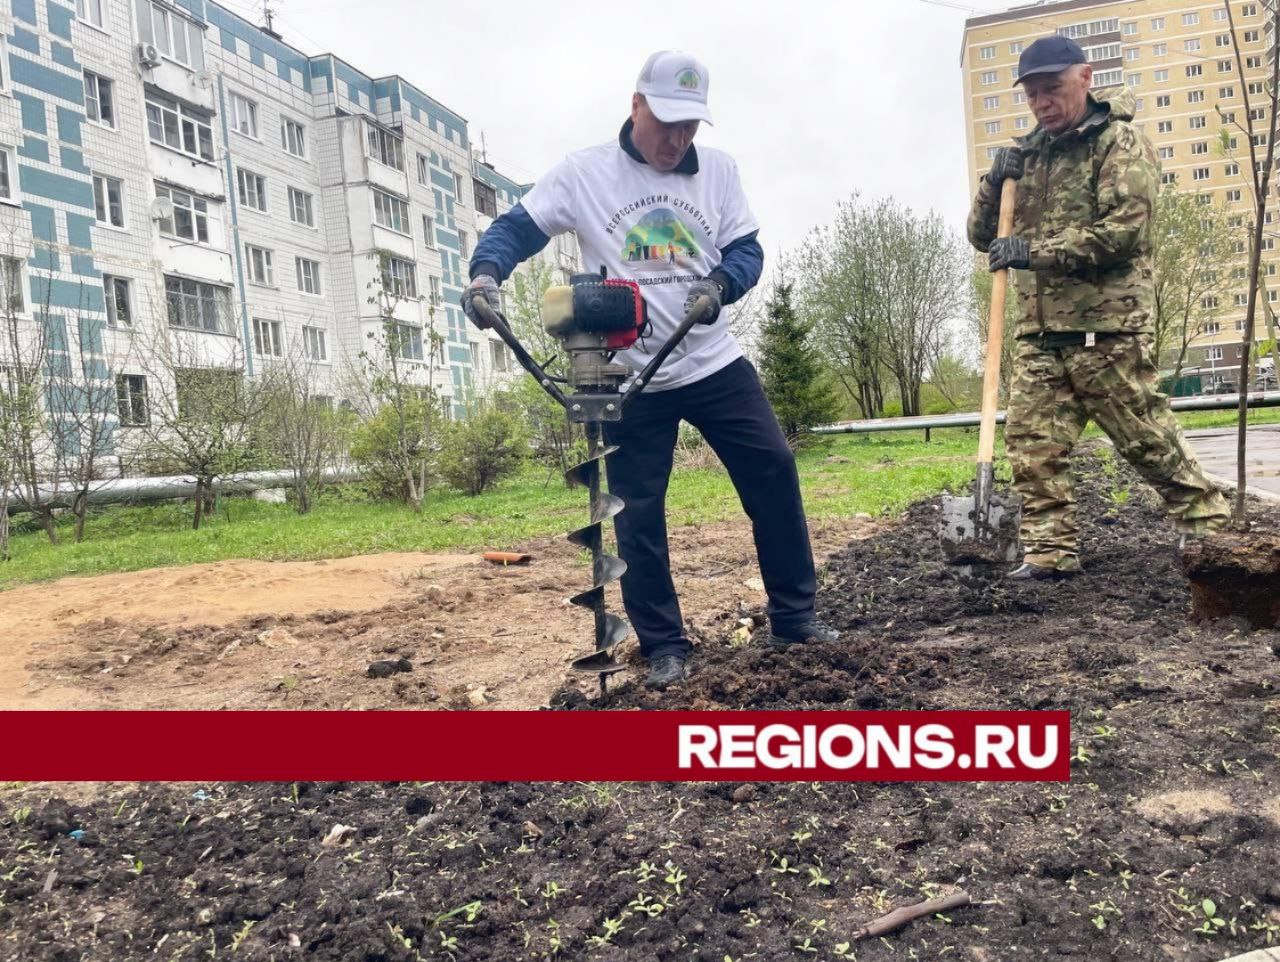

{"left": 603, "top": 357, "right": 817, "bottom": 661}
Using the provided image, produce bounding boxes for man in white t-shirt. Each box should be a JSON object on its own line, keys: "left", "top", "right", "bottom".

{"left": 463, "top": 50, "right": 839, "bottom": 690}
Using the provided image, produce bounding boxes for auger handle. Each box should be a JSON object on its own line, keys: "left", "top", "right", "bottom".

{"left": 471, "top": 298, "right": 570, "bottom": 409}
{"left": 622, "top": 295, "right": 715, "bottom": 407}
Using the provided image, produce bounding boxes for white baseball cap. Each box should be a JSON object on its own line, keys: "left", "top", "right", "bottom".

{"left": 636, "top": 50, "right": 713, "bottom": 125}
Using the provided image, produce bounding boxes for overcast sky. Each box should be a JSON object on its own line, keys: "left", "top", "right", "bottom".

{"left": 242, "top": 0, "right": 1009, "bottom": 269}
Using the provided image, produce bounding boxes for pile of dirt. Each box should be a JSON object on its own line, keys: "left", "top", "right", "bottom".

{"left": 3, "top": 447, "right": 1279, "bottom": 962}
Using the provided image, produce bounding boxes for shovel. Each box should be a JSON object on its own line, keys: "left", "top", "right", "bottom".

{"left": 940, "top": 177, "right": 1021, "bottom": 569}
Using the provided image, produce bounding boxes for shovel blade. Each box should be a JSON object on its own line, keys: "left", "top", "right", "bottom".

{"left": 940, "top": 490, "right": 1022, "bottom": 566}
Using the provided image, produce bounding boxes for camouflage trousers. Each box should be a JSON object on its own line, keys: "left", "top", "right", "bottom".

{"left": 1005, "top": 333, "right": 1230, "bottom": 569}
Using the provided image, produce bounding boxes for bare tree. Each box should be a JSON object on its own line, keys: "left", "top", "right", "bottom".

{"left": 1220, "top": 0, "right": 1280, "bottom": 524}
{"left": 968, "top": 265, "right": 1017, "bottom": 402}
{"left": 1150, "top": 185, "right": 1233, "bottom": 386}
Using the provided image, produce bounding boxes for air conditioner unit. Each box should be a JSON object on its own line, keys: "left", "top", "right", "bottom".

{"left": 136, "top": 42, "right": 162, "bottom": 68}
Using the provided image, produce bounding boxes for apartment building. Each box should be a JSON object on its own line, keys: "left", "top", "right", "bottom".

{"left": 0, "top": 0, "right": 572, "bottom": 472}
{"left": 961, "top": 0, "right": 1277, "bottom": 389}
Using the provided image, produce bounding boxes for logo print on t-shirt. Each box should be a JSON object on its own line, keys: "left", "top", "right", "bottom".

{"left": 621, "top": 208, "right": 703, "bottom": 271}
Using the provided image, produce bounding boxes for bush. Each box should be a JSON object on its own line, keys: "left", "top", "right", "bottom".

{"left": 438, "top": 407, "right": 529, "bottom": 496}
{"left": 509, "top": 376, "right": 585, "bottom": 482}
{"left": 349, "top": 395, "right": 438, "bottom": 504}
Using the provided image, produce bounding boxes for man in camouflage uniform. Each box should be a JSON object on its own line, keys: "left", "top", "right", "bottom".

{"left": 968, "top": 35, "right": 1229, "bottom": 580}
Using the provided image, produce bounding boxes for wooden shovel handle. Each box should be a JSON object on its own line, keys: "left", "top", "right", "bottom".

{"left": 978, "top": 178, "right": 1017, "bottom": 466}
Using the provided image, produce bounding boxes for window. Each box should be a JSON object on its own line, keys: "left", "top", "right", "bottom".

{"left": 1220, "top": 86, "right": 1236, "bottom": 98}
{"left": 1158, "top": 146, "right": 1174, "bottom": 159}
{"left": 1249, "top": 82, "right": 1265, "bottom": 96}
{"left": 93, "top": 173, "right": 124, "bottom": 227}
{"left": 423, "top": 215, "right": 435, "bottom": 248}
{"left": 1182, "top": 12, "right": 1199, "bottom": 26}
{"left": 1247, "top": 55, "right": 1263, "bottom": 69}
{"left": 980, "top": 45, "right": 995, "bottom": 60}
{"left": 1184, "top": 39, "right": 1201, "bottom": 53}
{"left": 1223, "top": 113, "right": 1237, "bottom": 125}
{"left": 417, "top": 153, "right": 430, "bottom": 185}
{"left": 1186, "top": 64, "right": 1203, "bottom": 77}
{"left": 1154, "top": 69, "right": 1169, "bottom": 83}
{"left": 381, "top": 256, "right": 417, "bottom": 298}
{"left": 77, "top": 0, "right": 104, "bottom": 27}
{"left": 1135, "top": 98, "right": 1144, "bottom": 111}
{"left": 396, "top": 323, "right": 423, "bottom": 361}
{"left": 1161, "top": 171, "right": 1178, "bottom": 185}
{"left": 245, "top": 245, "right": 273, "bottom": 285}
{"left": 1013, "top": 91, "right": 1026, "bottom": 105}
{"left": 1244, "top": 30, "right": 1259, "bottom": 43}
{"left": 303, "top": 326, "right": 327, "bottom": 361}
{"left": 295, "top": 257, "right": 321, "bottom": 295}
{"left": 103, "top": 275, "right": 131, "bottom": 326}
{"left": 1123, "top": 22, "right": 1137, "bottom": 36}
{"left": 986, "top": 146, "right": 1000, "bottom": 159}
{"left": 1, "top": 257, "right": 23, "bottom": 314}
{"left": 1243, "top": 3, "right": 1258, "bottom": 15}
{"left": 1226, "top": 162, "right": 1240, "bottom": 176}
{"left": 489, "top": 339, "right": 510, "bottom": 372}
{"left": 1092, "top": 69, "right": 1123, "bottom": 88}
{"left": 1214, "top": 8, "right": 1228, "bottom": 20}
{"left": 1156, "top": 94, "right": 1171, "bottom": 107}
{"left": 1084, "top": 43, "right": 1121, "bottom": 62}
{"left": 165, "top": 276, "right": 231, "bottom": 333}
{"left": 0, "top": 147, "right": 16, "bottom": 204}
{"left": 372, "top": 189, "right": 410, "bottom": 234}
{"left": 1227, "top": 189, "right": 1243, "bottom": 202}
{"left": 83, "top": 72, "right": 114, "bottom": 128}
{"left": 145, "top": 90, "right": 214, "bottom": 161}
{"left": 287, "top": 187, "right": 314, "bottom": 227}
{"left": 155, "top": 184, "right": 209, "bottom": 243}
{"left": 983, "top": 120, "right": 1001, "bottom": 135}
{"left": 1152, "top": 42, "right": 1166, "bottom": 56}
{"left": 1192, "top": 141, "right": 1209, "bottom": 155}
{"left": 1125, "top": 48, "right": 1139, "bottom": 62}
{"left": 253, "top": 318, "right": 282, "bottom": 357}
{"left": 428, "top": 274, "right": 441, "bottom": 304}
{"left": 1219, "top": 60, "right": 1233, "bottom": 73}
{"left": 1197, "top": 191, "right": 1213, "bottom": 206}
{"left": 237, "top": 168, "right": 267, "bottom": 212}
{"left": 980, "top": 70, "right": 998, "bottom": 85}
{"left": 1058, "top": 17, "right": 1118, "bottom": 39}
{"left": 1234, "top": 294, "right": 1248, "bottom": 307}
{"left": 230, "top": 93, "right": 258, "bottom": 138}
{"left": 1014, "top": 117, "right": 1030, "bottom": 130}
{"left": 1157, "top": 120, "right": 1173, "bottom": 133}
{"left": 983, "top": 95, "right": 999, "bottom": 110}
{"left": 366, "top": 123, "right": 404, "bottom": 170}
{"left": 453, "top": 171, "right": 466, "bottom": 204}
{"left": 1127, "top": 72, "right": 1139, "bottom": 86}
{"left": 1188, "top": 90, "right": 1205, "bottom": 103}
{"left": 1150, "top": 17, "right": 1164, "bottom": 30}
{"left": 1207, "top": 347, "right": 1225, "bottom": 361}
{"left": 1216, "top": 34, "right": 1231, "bottom": 47}
{"left": 458, "top": 229, "right": 469, "bottom": 259}
{"left": 1010, "top": 41, "right": 1023, "bottom": 54}
{"left": 474, "top": 179, "right": 498, "bottom": 218}
{"left": 137, "top": 1, "right": 204, "bottom": 70}
{"left": 116, "top": 375, "right": 148, "bottom": 427}
{"left": 280, "top": 118, "right": 305, "bottom": 157}
{"left": 1193, "top": 167, "right": 1210, "bottom": 181}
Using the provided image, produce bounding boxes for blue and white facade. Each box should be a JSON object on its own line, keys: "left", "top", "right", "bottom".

{"left": 0, "top": 0, "right": 559, "bottom": 444}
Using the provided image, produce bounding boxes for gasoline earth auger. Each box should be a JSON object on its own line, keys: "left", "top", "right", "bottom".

{"left": 470, "top": 275, "right": 714, "bottom": 694}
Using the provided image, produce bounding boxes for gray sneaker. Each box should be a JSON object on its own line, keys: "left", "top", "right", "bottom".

{"left": 645, "top": 654, "right": 688, "bottom": 690}
{"left": 767, "top": 620, "right": 841, "bottom": 649}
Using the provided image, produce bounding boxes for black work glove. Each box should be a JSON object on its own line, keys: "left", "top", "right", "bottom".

{"left": 985, "top": 147, "right": 1024, "bottom": 188}
{"left": 988, "top": 236, "right": 1030, "bottom": 272}
{"left": 461, "top": 274, "right": 502, "bottom": 329}
{"left": 684, "top": 277, "right": 724, "bottom": 325}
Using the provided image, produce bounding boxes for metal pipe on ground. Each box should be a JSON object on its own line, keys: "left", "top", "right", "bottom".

{"left": 811, "top": 391, "right": 1280, "bottom": 436}
{"left": 4, "top": 467, "right": 361, "bottom": 515}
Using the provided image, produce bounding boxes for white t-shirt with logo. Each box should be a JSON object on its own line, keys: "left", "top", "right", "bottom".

{"left": 520, "top": 140, "right": 759, "bottom": 392}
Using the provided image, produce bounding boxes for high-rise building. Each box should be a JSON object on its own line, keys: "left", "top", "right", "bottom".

{"left": 0, "top": 0, "right": 571, "bottom": 472}
{"left": 961, "top": 0, "right": 1277, "bottom": 390}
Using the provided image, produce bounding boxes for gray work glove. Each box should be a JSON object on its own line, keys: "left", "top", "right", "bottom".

{"left": 684, "top": 277, "right": 724, "bottom": 325}
{"left": 985, "top": 147, "right": 1024, "bottom": 188}
{"left": 462, "top": 274, "right": 502, "bottom": 329}
{"left": 988, "top": 236, "right": 1030, "bottom": 272}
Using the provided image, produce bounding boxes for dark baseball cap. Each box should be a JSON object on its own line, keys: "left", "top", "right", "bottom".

{"left": 1014, "top": 35, "right": 1087, "bottom": 85}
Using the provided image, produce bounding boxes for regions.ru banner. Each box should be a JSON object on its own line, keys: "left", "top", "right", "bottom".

{"left": 0, "top": 711, "right": 1070, "bottom": 781}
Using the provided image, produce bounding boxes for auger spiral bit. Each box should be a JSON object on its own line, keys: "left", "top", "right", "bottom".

{"left": 566, "top": 422, "right": 630, "bottom": 693}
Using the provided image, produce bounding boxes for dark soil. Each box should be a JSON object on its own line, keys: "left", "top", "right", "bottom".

{"left": 3, "top": 446, "right": 1279, "bottom": 962}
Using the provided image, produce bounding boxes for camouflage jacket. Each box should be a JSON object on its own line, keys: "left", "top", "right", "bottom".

{"left": 967, "top": 87, "right": 1158, "bottom": 338}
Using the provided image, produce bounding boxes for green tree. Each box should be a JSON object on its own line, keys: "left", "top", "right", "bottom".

{"left": 438, "top": 403, "right": 529, "bottom": 496}
{"left": 757, "top": 283, "right": 839, "bottom": 446}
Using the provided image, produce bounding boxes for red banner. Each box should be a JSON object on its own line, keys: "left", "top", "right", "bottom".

{"left": 0, "top": 711, "right": 1070, "bottom": 781}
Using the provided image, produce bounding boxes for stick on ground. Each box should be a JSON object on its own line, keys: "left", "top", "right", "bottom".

{"left": 853, "top": 891, "right": 972, "bottom": 941}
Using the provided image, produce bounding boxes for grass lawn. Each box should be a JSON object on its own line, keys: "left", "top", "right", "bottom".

{"left": 1, "top": 406, "right": 1276, "bottom": 589}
